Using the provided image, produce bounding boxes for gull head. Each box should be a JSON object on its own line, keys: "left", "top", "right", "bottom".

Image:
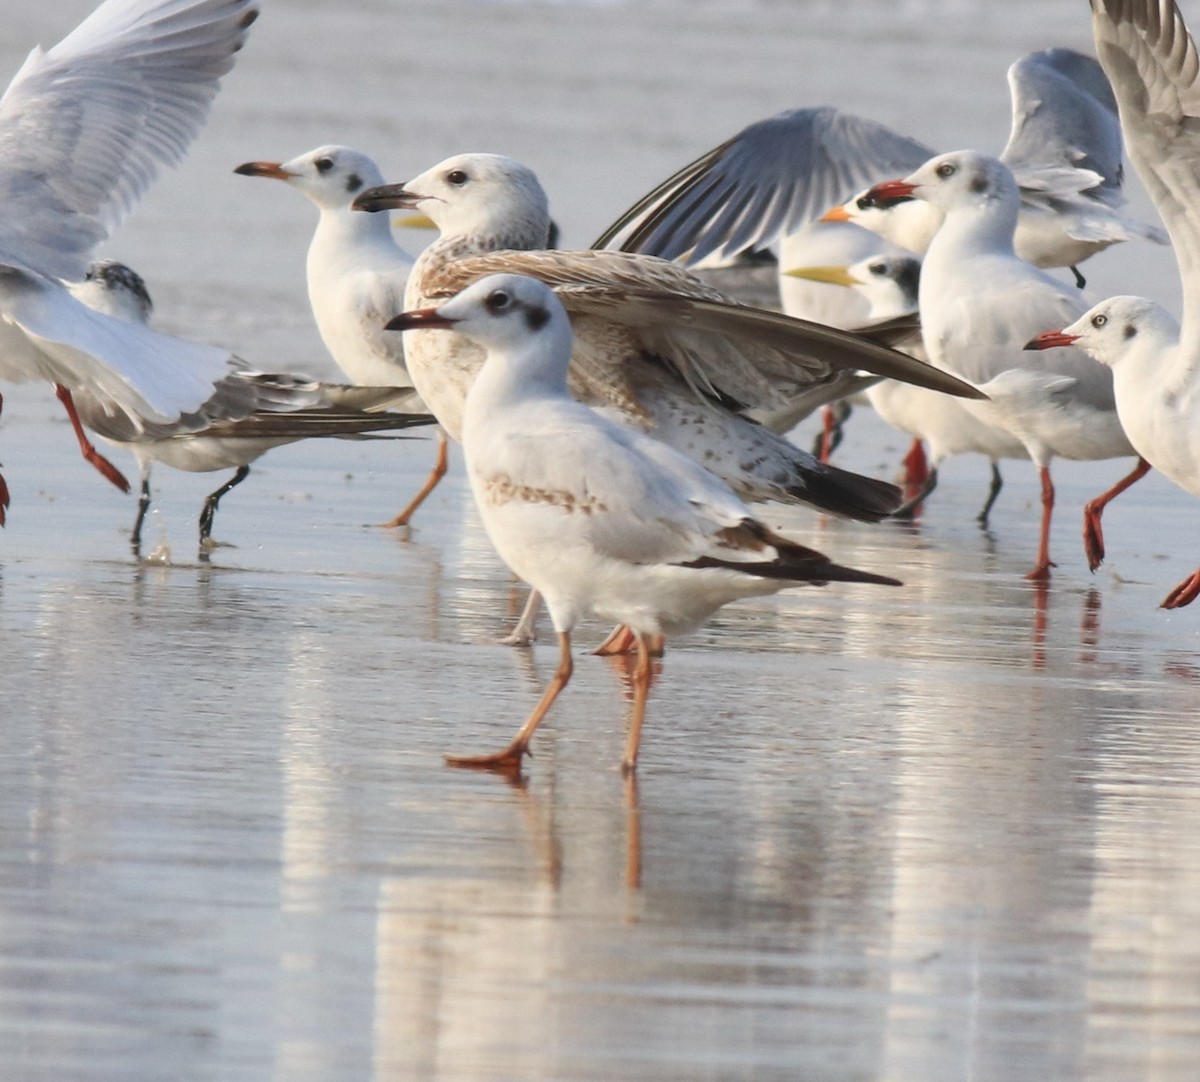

{"left": 822, "top": 186, "right": 940, "bottom": 253}
{"left": 68, "top": 261, "right": 153, "bottom": 325}
{"left": 386, "top": 273, "right": 572, "bottom": 376}
{"left": 235, "top": 145, "right": 388, "bottom": 211}
{"left": 844, "top": 254, "right": 921, "bottom": 320}
{"left": 898, "top": 150, "right": 1019, "bottom": 215}
{"left": 785, "top": 254, "right": 920, "bottom": 321}
{"left": 1025, "top": 296, "right": 1175, "bottom": 368}
{"left": 353, "top": 153, "right": 552, "bottom": 248}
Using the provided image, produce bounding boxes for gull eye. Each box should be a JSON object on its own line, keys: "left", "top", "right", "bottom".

{"left": 485, "top": 289, "right": 512, "bottom": 313}
{"left": 446, "top": 169, "right": 469, "bottom": 186}
{"left": 935, "top": 162, "right": 956, "bottom": 179}
{"left": 855, "top": 196, "right": 871, "bottom": 210}
{"left": 868, "top": 261, "right": 886, "bottom": 276}
{"left": 1092, "top": 313, "right": 1108, "bottom": 329}
{"left": 315, "top": 156, "right": 334, "bottom": 173}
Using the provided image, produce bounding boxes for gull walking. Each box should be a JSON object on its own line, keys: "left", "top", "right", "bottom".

{"left": 390, "top": 274, "right": 902, "bottom": 775}
{"left": 71, "top": 261, "right": 434, "bottom": 556}
{"left": 0, "top": 0, "right": 261, "bottom": 521}
{"left": 1026, "top": 0, "right": 1200, "bottom": 608}
{"left": 234, "top": 146, "right": 446, "bottom": 527}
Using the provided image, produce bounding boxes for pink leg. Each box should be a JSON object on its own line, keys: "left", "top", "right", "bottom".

{"left": 54, "top": 385, "right": 131, "bottom": 494}
{"left": 1162, "top": 569, "right": 1200, "bottom": 610}
{"left": 593, "top": 626, "right": 664, "bottom": 657}
{"left": 1082, "top": 457, "right": 1151, "bottom": 571}
{"left": 1025, "top": 465, "right": 1056, "bottom": 581}
{"left": 379, "top": 430, "right": 448, "bottom": 528}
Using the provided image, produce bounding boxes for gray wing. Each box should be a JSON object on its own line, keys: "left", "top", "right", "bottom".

{"left": 592, "top": 106, "right": 934, "bottom": 265}
{"left": 0, "top": 0, "right": 258, "bottom": 281}
{"left": 1091, "top": 0, "right": 1200, "bottom": 340}
{"left": 1002, "top": 48, "right": 1124, "bottom": 201}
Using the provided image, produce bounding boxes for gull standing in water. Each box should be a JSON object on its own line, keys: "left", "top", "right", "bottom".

{"left": 785, "top": 254, "right": 1029, "bottom": 523}
{"left": 863, "top": 151, "right": 1148, "bottom": 580}
{"left": 0, "top": 0, "right": 261, "bottom": 521}
{"left": 234, "top": 146, "right": 446, "bottom": 527}
{"left": 389, "top": 274, "right": 902, "bottom": 776}
{"left": 352, "top": 153, "right": 978, "bottom": 643}
{"left": 1025, "top": 0, "right": 1200, "bottom": 608}
{"left": 70, "top": 261, "right": 434, "bottom": 557}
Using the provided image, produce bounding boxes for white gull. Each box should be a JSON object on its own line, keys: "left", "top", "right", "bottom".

{"left": 389, "top": 273, "right": 902, "bottom": 776}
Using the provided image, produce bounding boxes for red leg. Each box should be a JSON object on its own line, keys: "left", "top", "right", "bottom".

{"left": 54, "top": 385, "right": 131, "bottom": 494}
{"left": 1025, "top": 465, "right": 1056, "bottom": 581}
{"left": 901, "top": 438, "right": 929, "bottom": 493}
{"left": 0, "top": 392, "right": 8, "bottom": 526}
{"left": 1082, "top": 457, "right": 1151, "bottom": 571}
{"left": 1162, "top": 569, "right": 1200, "bottom": 610}
{"left": 818, "top": 406, "right": 837, "bottom": 463}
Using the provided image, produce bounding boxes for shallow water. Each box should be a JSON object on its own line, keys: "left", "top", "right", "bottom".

{"left": 3, "top": 1, "right": 1200, "bottom": 1079}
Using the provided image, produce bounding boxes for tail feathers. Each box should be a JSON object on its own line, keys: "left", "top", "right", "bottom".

{"left": 789, "top": 461, "right": 904, "bottom": 523}
{"left": 682, "top": 520, "right": 902, "bottom": 587}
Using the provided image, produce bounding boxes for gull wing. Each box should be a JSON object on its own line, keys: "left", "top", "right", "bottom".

{"left": 2, "top": 269, "right": 239, "bottom": 427}
{"left": 1002, "top": 48, "right": 1125, "bottom": 199}
{"left": 0, "top": 0, "right": 258, "bottom": 281}
{"left": 420, "top": 248, "right": 983, "bottom": 414}
{"left": 1091, "top": 0, "right": 1200, "bottom": 345}
{"left": 592, "top": 107, "right": 933, "bottom": 265}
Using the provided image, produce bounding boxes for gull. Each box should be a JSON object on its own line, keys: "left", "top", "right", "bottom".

{"left": 352, "top": 152, "right": 978, "bottom": 522}
{"left": 0, "top": 0, "right": 261, "bottom": 520}
{"left": 863, "top": 150, "right": 1148, "bottom": 580}
{"left": 69, "top": 261, "right": 435, "bottom": 556}
{"left": 352, "top": 153, "right": 978, "bottom": 645}
{"left": 785, "top": 254, "right": 1029, "bottom": 524}
{"left": 1022, "top": 0, "right": 1200, "bottom": 608}
{"left": 596, "top": 49, "right": 1165, "bottom": 288}
{"left": 389, "top": 273, "right": 902, "bottom": 775}
{"left": 234, "top": 145, "right": 446, "bottom": 528}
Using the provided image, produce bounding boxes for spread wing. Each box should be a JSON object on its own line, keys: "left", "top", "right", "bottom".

{"left": 0, "top": 0, "right": 258, "bottom": 281}
{"left": 419, "top": 247, "right": 982, "bottom": 417}
{"left": 592, "top": 106, "right": 934, "bottom": 264}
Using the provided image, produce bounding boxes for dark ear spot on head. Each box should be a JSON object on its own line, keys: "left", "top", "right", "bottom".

{"left": 1123, "top": 324, "right": 1137, "bottom": 340}
{"left": 524, "top": 305, "right": 550, "bottom": 331}
{"left": 969, "top": 172, "right": 988, "bottom": 194}
{"left": 346, "top": 173, "right": 363, "bottom": 193}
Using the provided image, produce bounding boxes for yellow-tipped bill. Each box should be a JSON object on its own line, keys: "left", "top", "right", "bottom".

{"left": 783, "top": 264, "right": 862, "bottom": 288}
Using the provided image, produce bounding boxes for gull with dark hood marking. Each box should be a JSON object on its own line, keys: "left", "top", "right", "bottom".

{"left": 0, "top": 0, "right": 261, "bottom": 522}
{"left": 863, "top": 150, "right": 1147, "bottom": 580}
{"left": 1026, "top": 0, "right": 1200, "bottom": 609}
{"left": 70, "top": 262, "right": 435, "bottom": 558}
{"left": 388, "top": 273, "right": 902, "bottom": 776}
{"left": 234, "top": 146, "right": 447, "bottom": 528}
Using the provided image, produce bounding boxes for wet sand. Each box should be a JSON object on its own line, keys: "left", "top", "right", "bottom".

{"left": 2, "top": 1, "right": 1200, "bottom": 1079}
